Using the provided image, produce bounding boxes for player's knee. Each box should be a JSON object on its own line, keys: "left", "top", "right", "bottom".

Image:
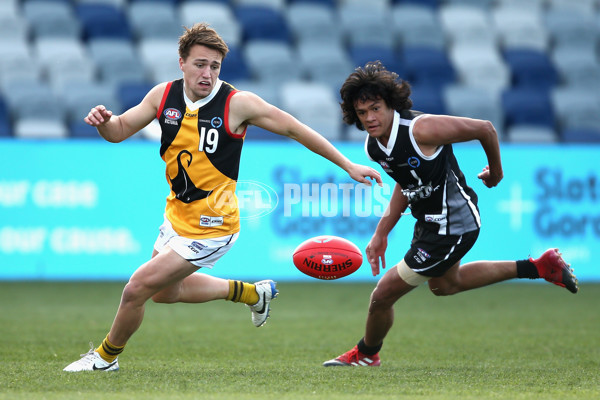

{"left": 428, "top": 281, "right": 460, "bottom": 296}
{"left": 121, "top": 278, "right": 152, "bottom": 305}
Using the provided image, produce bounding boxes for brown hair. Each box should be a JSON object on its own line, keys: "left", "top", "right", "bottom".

{"left": 340, "top": 61, "right": 412, "bottom": 130}
{"left": 178, "top": 22, "right": 229, "bottom": 61}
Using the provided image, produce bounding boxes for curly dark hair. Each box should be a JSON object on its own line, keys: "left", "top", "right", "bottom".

{"left": 340, "top": 61, "right": 412, "bottom": 130}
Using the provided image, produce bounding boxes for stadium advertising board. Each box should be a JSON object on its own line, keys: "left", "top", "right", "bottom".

{"left": 0, "top": 139, "right": 598, "bottom": 282}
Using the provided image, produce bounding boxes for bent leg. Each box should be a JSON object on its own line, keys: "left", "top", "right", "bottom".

{"left": 108, "top": 247, "right": 198, "bottom": 345}
{"left": 152, "top": 273, "right": 230, "bottom": 304}
{"left": 364, "top": 262, "right": 418, "bottom": 347}
{"left": 428, "top": 259, "right": 517, "bottom": 296}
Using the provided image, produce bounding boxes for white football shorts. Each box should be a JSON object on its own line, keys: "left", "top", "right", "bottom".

{"left": 153, "top": 215, "right": 239, "bottom": 268}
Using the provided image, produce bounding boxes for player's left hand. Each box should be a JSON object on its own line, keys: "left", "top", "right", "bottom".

{"left": 347, "top": 163, "right": 383, "bottom": 187}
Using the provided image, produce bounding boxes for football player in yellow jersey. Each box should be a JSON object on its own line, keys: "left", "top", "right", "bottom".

{"left": 63, "top": 23, "right": 382, "bottom": 372}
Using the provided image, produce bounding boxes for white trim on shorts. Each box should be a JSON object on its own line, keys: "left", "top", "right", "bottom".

{"left": 153, "top": 215, "right": 238, "bottom": 268}
{"left": 396, "top": 259, "right": 430, "bottom": 286}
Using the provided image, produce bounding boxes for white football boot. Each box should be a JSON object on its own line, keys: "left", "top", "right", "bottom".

{"left": 63, "top": 344, "right": 119, "bottom": 372}
{"left": 248, "top": 280, "right": 278, "bottom": 327}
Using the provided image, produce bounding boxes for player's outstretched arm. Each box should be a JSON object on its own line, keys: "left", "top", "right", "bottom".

{"left": 230, "top": 91, "right": 382, "bottom": 186}
{"left": 413, "top": 115, "right": 503, "bottom": 188}
{"left": 84, "top": 83, "right": 166, "bottom": 143}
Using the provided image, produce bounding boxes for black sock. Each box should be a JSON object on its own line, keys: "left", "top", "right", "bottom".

{"left": 516, "top": 259, "right": 539, "bottom": 279}
{"left": 357, "top": 337, "right": 382, "bottom": 356}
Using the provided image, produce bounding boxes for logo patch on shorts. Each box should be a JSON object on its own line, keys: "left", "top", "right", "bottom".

{"left": 414, "top": 248, "right": 431, "bottom": 264}
{"left": 187, "top": 241, "right": 207, "bottom": 254}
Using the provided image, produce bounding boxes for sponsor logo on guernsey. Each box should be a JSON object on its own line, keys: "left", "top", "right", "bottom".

{"left": 379, "top": 160, "right": 393, "bottom": 173}
{"left": 164, "top": 108, "right": 182, "bottom": 125}
{"left": 425, "top": 214, "right": 447, "bottom": 224}
{"left": 211, "top": 117, "right": 223, "bottom": 128}
{"left": 199, "top": 215, "right": 224, "bottom": 227}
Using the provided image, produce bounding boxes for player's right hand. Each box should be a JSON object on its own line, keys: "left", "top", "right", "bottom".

{"left": 84, "top": 105, "right": 113, "bottom": 126}
{"left": 366, "top": 234, "right": 388, "bottom": 276}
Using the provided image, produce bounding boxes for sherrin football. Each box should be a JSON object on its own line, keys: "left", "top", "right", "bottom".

{"left": 292, "top": 235, "right": 363, "bottom": 280}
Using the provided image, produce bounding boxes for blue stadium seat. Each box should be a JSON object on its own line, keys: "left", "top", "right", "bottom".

{"left": 287, "top": 0, "right": 336, "bottom": 7}
{"left": 503, "top": 49, "right": 558, "bottom": 90}
{"left": 234, "top": 5, "right": 291, "bottom": 43}
{"left": 348, "top": 45, "right": 403, "bottom": 76}
{"left": 76, "top": 3, "right": 133, "bottom": 40}
{"left": 118, "top": 82, "right": 154, "bottom": 112}
{"left": 502, "top": 88, "right": 555, "bottom": 130}
{"left": 400, "top": 47, "right": 456, "bottom": 89}
{"left": 393, "top": 0, "right": 440, "bottom": 9}
{"left": 70, "top": 121, "right": 102, "bottom": 139}
{"left": 410, "top": 86, "right": 447, "bottom": 115}
{"left": 561, "top": 128, "right": 600, "bottom": 143}
{"left": 219, "top": 46, "right": 251, "bottom": 82}
{"left": 0, "top": 96, "right": 11, "bottom": 137}
{"left": 245, "top": 125, "right": 287, "bottom": 141}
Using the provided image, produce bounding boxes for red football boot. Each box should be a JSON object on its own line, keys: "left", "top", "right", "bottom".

{"left": 530, "top": 248, "right": 578, "bottom": 293}
{"left": 323, "top": 345, "right": 381, "bottom": 367}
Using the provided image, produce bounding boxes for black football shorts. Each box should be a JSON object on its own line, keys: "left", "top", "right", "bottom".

{"left": 404, "top": 223, "right": 480, "bottom": 278}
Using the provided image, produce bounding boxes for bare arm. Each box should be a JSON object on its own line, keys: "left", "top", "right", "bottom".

{"left": 413, "top": 115, "right": 503, "bottom": 188}
{"left": 229, "top": 91, "right": 382, "bottom": 186}
{"left": 366, "top": 183, "right": 409, "bottom": 276}
{"left": 84, "top": 83, "right": 167, "bottom": 143}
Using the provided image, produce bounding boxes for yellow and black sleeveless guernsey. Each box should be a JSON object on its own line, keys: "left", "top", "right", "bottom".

{"left": 156, "top": 79, "right": 245, "bottom": 239}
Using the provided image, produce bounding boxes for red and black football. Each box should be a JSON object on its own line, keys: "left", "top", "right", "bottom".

{"left": 292, "top": 235, "right": 363, "bottom": 280}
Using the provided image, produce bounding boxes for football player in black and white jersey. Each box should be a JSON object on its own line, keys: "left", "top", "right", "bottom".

{"left": 323, "top": 61, "right": 578, "bottom": 368}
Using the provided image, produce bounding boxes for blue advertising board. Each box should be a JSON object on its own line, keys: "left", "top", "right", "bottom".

{"left": 0, "top": 139, "right": 598, "bottom": 282}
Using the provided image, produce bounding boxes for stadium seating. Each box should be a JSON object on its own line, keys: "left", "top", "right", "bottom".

{"left": 501, "top": 88, "right": 555, "bottom": 131}
{"left": 280, "top": 81, "right": 342, "bottom": 141}
{"left": 243, "top": 40, "right": 302, "bottom": 83}
{"left": 75, "top": 3, "right": 132, "bottom": 40}
{"left": 22, "top": 0, "right": 81, "bottom": 39}
{"left": 400, "top": 46, "right": 456, "bottom": 89}
{"left": 391, "top": 3, "right": 446, "bottom": 49}
{"left": 234, "top": 5, "right": 291, "bottom": 43}
{"left": 0, "top": 0, "right": 598, "bottom": 142}
{"left": 443, "top": 84, "right": 504, "bottom": 135}
{"left": 179, "top": 2, "right": 242, "bottom": 47}
{"left": 503, "top": 49, "right": 558, "bottom": 90}
{"left": 286, "top": 2, "right": 341, "bottom": 44}
{"left": 338, "top": 2, "right": 394, "bottom": 48}
{"left": 128, "top": 1, "right": 182, "bottom": 41}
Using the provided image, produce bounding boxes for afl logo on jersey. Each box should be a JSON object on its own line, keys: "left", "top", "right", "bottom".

{"left": 164, "top": 108, "right": 182, "bottom": 120}
{"left": 211, "top": 117, "right": 223, "bottom": 128}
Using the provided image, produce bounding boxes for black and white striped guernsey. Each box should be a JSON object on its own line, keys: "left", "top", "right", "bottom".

{"left": 365, "top": 109, "right": 481, "bottom": 235}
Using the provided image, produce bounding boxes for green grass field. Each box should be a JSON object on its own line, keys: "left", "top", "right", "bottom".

{"left": 0, "top": 281, "right": 598, "bottom": 400}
